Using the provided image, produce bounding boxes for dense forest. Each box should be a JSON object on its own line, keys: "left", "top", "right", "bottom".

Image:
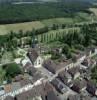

{"left": 0, "top": 1, "right": 92, "bottom": 24}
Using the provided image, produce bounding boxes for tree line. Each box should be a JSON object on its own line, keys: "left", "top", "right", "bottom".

{"left": 0, "top": 23, "right": 97, "bottom": 53}
{"left": 0, "top": 1, "right": 92, "bottom": 24}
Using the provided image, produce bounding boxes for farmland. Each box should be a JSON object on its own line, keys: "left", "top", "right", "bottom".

{"left": 89, "top": 8, "right": 97, "bottom": 16}
{"left": 0, "top": 21, "right": 45, "bottom": 35}
{"left": 0, "top": 1, "right": 95, "bottom": 35}
{"left": 0, "top": 14, "right": 95, "bottom": 35}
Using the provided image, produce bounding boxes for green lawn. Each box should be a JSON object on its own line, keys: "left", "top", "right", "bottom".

{"left": 1, "top": 52, "right": 14, "bottom": 64}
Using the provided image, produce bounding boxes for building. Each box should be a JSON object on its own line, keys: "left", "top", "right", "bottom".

{"left": 72, "top": 50, "right": 86, "bottom": 64}
{"left": 43, "top": 59, "right": 74, "bottom": 74}
{"left": 81, "top": 58, "right": 91, "bottom": 67}
{"left": 15, "top": 82, "right": 57, "bottom": 100}
{"left": 86, "top": 46, "right": 97, "bottom": 57}
{"left": 27, "top": 48, "right": 43, "bottom": 68}
{"left": 71, "top": 79, "right": 87, "bottom": 93}
{"left": 58, "top": 59, "right": 74, "bottom": 71}
{"left": 82, "top": 96, "right": 91, "bottom": 100}
{"left": 44, "top": 90, "right": 61, "bottom": 100}
{"left": 67, "top": 94, "right": 80, "bottom": 100}
{"left": 86, "top": 81, "right": 97, "bottom": 96}
{"left": 43, "top": 59, "right": 59, "bottom": 74}
{"left": 11, "top": 82, "right": 21, "bottom": 92}
{"left": 68, "top": 67, "right": 80, "bottom": 79}
{"left": 4, "top": 96, "right": 14, "bottom": 100}
{"left": 4, "top": 84, "right": 12, "bottom": 93}
{"left": 23, "top": 62, "right": 37, "bottom": 76}
{"left": 51, "top": 78, "right": 68, "bottom": 94}
{"left": 0, "top": 86, "right": 5, "bottom": 96}
{"left": 58, "top": 71, "right": 72, "bottom": 86}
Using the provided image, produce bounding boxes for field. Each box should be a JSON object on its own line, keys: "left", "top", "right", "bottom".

{"left": 0, "top": 13, "right": 93, "bottom": 35}
{"left": 42, "top": 18, "right": 74, "bottom": 27}
{"left": 89, "top": 8, "right": 97, "bottom": 16}
{"left": 0, "top": 21, "right": 45, "bottom": 35}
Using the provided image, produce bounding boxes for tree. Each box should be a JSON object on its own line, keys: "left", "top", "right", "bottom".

{"left": 62, "top": 44, "right": 72, "bottom": 59}
{"left": 0, "top": 68, "right": 6, "bottom": 84}
{"left": 3, "top": 63, "right": 22, "bottom": 78}
{"left": 81, "top": 24, "right": 91, "bottom": 46}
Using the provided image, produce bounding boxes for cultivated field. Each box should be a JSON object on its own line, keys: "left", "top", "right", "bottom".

{"left": 0, "top": 12, "right": 95, "bottom": 36}
{"left": 89, "top": 8, "right": 97, "bottom": 16}
{"left": 0, "top": 21, "right": 45, "bottom": 35}
{"left": 41, "top": 18, "right": 74, "bottom": 27}
{"left": 0, "top": 18, "right": 75, "bottom": 35}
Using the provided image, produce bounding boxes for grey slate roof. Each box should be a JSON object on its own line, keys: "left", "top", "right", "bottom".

{"left": 68, "top": 94, "right": 80, "bottom": 100}
{"left": 4, "top": 96, "right": 14, "bottom": 100}
{"left": 68, "top": 67, "right": 80, "bottom": 77}
{"left": 46, "top": 91, "right": 60, "bottom": 100}
{"left": 27, "top": 48, "right": 39, "bottom": 63}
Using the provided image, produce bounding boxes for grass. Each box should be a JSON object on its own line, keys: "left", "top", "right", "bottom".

{"left": 0, "top": 21, "right": 45, "bottom": 35}
{"left": 0, "top": 18, "right": 77, "bottom": 35}
{"left": 0, "top": 10, "right": 95, "bottom": 36}
{"left": 89, "top": 8, "right": 97, "bottom": 21}
{"left": 89, "top": 8, "right": 97, "bottom": 16}
{"left": 1, "top": 52, "right": 14, "bottom": 64}
{"left": 0, "top": 9, "right": 95, "bottom": 36}
{"left": 41, "top": 18, "right": 74, "bottom": 27}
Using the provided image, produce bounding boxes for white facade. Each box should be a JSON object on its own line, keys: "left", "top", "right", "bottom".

{"left": 34, "top": 56, "right": 43, "bottom": 68}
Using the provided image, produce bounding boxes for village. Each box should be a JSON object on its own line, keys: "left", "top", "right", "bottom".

{"left": 0, "top": 41, "right": 96, "bottom": 100}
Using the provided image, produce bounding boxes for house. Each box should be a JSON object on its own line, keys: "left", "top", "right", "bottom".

{"left": 4, "top": 96, "right": 14, "bottom": 100}
{"left": 27, "top": 48, "right": 43, "bottom": 68}
{"left": 21, "top": 57, "right": 32, "bottom": 67}
{"left": 81, "top": 58, "right": 91, "bottom": 67}
{"left": 71, "top": 79, "right": 87, "bottom": 93}
{"left": 91, "top": 97, "right": 97, "bottom": 100}
{"left": 20, "top": 79, "right": 31, "bottom": 87}
{"left": 72, "top": 50, "right": 86, "bottom": 64}
{"left": 45, "top": 90, "right": 61, "bottom": 100}
{"left": 67, "top": 94, "right": 80, "bottom": 100}
{"left": 86, "top": 46, "right": 97, "bottom": 57}
{"left": 15, "top": 88, "right": 39, "bottom": 100}
{"left": 0, "top": 86, "right": 5, "bottom": 96}
{"left": 43, "top": 59, "right": 74, "bottom": 74}
{"left": 32, "top": 72, "right": 43, "bottom": 83}
{"left": 67, "top": 67, "right": 80, "bottom": 79}
{"left": 11, "top": 82, "right": 21, "bottom": 92}
{"left": 15, "top": 82, "right": 55, "bottom": 100}
{"left": 34, "top": 44, "right": 50, "bottom": 54}
{"left": 23, "top": 62, "right": 37, "bottom": 76}
{"left": 43, "top": 59, "right": 59, "bottom": 74}
{"left": 51, "top": 47, "right": 62, "bottom": 57}
{"left": 82, "top": 96, "right": 91, "bottom": 100}
{"left": 23, "top": 62, "right": 33, "bottom": 72}
{"left": 58, "top": 71, "right": 72, "bottom": 86}
{"left": 86, "top": 81, "right": 97, "bottom": 96}
{"left": 4, "top": 84, "right": 12, "bottom": 93}
{"left": 51, "top": 78, "right": 68, "bottom": 94}
{"left": 58, "top": 59, "right": 74, "bottom": 71}
{"left": 14, "top": 75, "right": 24, "bottom": 82}
{"left": 81, "top": 57, "right": 96, "bottom": 69}
{"left": 68, "top": 95, "right": 91, "bottom": 100}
